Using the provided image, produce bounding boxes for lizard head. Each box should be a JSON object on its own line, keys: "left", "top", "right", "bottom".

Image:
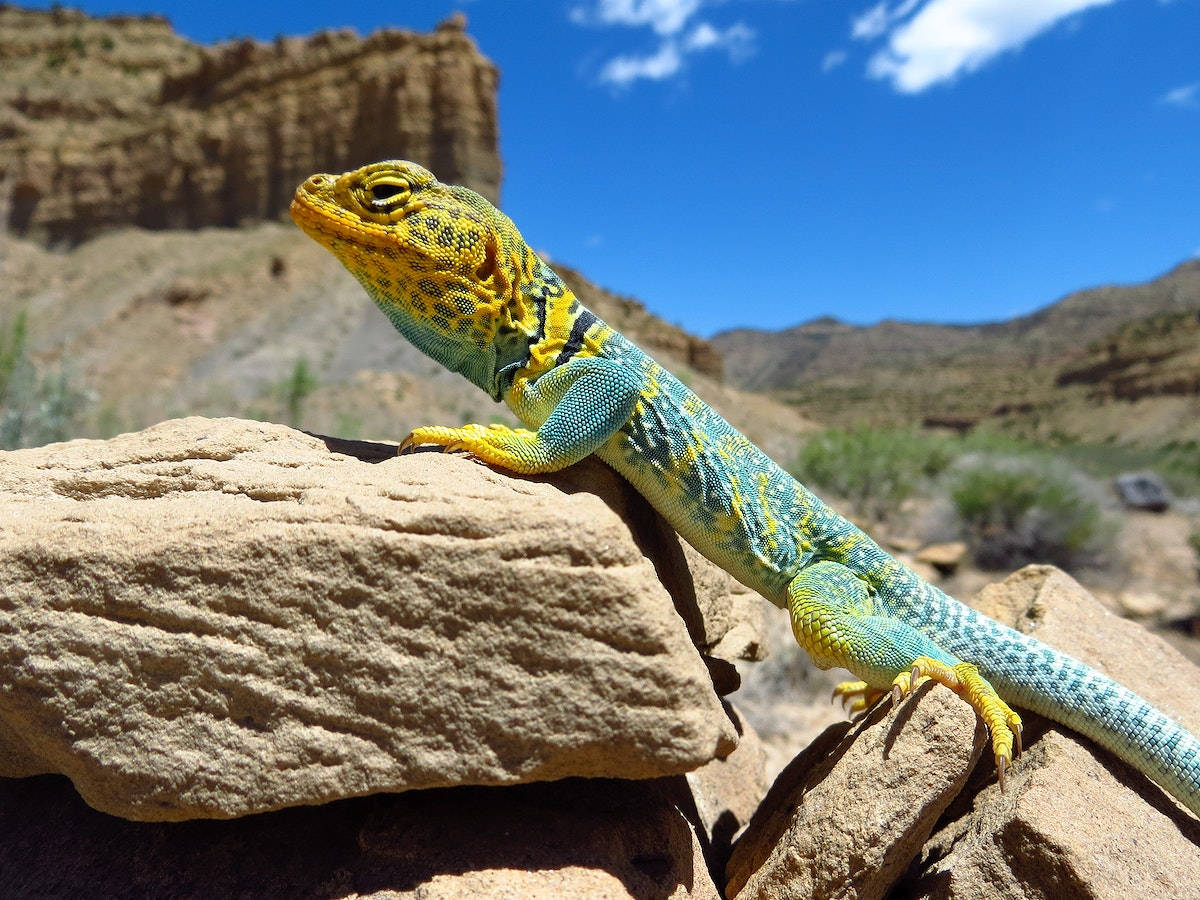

{"left": 290, "top": 160, "right": 538, "bottom": 395}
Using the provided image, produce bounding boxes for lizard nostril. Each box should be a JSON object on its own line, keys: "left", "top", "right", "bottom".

{"left": 307, "top": 175, "right": 326, "bottom": 188}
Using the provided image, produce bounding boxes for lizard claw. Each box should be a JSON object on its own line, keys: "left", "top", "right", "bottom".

{"left": 399, "top": 435, "right": 416, "bottom": 454}
{"left": 902, "top": 656, "right": 1023, "bottom": 788}
{"left": 832, "top": 680, "right": 885, "bottom": 716}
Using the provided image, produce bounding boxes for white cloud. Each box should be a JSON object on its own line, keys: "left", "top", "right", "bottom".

{"left": 1160, "top": 82, "right": 1199, "bottom": 108}
{"left": 572, "top": 0, "right": 703, "bottom": 36}
{"left": 575, "top": 1, "right": 757, "bottom": 88}
{"left": 822, "top": 49, "right": 849, "bottom": 72}
{"left": 853, "top": 0, "right": 1120, "bottom": 93}
{"left": 599, "top": 41, "right": 685, "bottom": 85}
{"left": 852, "top": 0, "right": 922, "bottom": 39}
{"left": 683, "top": 21, "right": 756, "bottom": 61}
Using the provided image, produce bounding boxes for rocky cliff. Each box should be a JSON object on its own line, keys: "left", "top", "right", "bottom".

{"left": 0, "top": 6, "right": 501, "bottom": 244}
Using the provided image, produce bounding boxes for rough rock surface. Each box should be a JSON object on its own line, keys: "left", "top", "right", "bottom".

{"left": 727, "top": 566, "right": 1200, "bottom": 899}
{"left": 726, "top": 688, "right": 984, "bottom": 900}
{"left": 901, "top": 566, "right": 1200, "bottom": 899}
{"left": 1, "top": 6, "right": 500, "bottom": 244}
{"left": 0, "top": 773, "right": 723, "bottom": 898}
{"left": 0, "top": 417, "right": 747, "bottom": 821}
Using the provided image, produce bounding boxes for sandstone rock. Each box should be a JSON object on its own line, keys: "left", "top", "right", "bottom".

{"left": 914, "top": 541, "right": 968, "bottom": 574}
{"left": 1, "top": 7, "right": 501, "bottom": 244}
{"left": 901, "top": 566, "right": 1200, "bottom": 898}
{"left": 0, "top": 773, "right": 721, "bottom": 898}
{"left": 668, "top": 704, "right": 770, "bottom": 878}
{"left": 725, "top": 688, "right": 984, "bottom": 900}
{"left": 0, "top": 417, "right": 740, "bottom": 821}
{"left": 1117, "top": 588, "right": 1169, "bottom": 618}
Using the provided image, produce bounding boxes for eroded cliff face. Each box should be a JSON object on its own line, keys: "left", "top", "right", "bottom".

{"left": 0, "top": 7, "right": 500, "bottom": 244}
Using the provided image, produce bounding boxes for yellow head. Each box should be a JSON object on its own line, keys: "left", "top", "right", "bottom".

{"left": 290, "top": 160, "right": 540, "bottom": 396}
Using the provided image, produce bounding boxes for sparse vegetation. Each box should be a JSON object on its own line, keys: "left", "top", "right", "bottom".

{"left": 791, "top": 426, "right": 955, "bottom": 521}
{"left": 281, "top": 358, "right": 319, "bottom": 427}
{"left": 1, "top": 310, "right": 93, "bottom": 449}
{"left": 950, "top": 456, "right": 1105, "bottom": 570}
{"left": 791, "top": 424, "right": 1124, "bottom": 570}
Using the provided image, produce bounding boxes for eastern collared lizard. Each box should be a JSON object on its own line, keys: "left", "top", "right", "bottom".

{"left": 291, "top": 160, "right": 1200, "bottom": 818}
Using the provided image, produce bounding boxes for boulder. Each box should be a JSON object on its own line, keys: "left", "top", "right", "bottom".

{"left": 0, "top": 417, "right": 746, "bottom": 821}
{"left": 914, "top": 541, "right": 968, "bottom": 575}
{"left": 1114, "top": 471, "right": 1171, "bottom": 511}
{"left": 0, "top": 773, "right": 722, "bottom": 898}
{"left": 726, "top": 687, "right": 984, "bottom": 900}
{"left": 727, "top": 566, "right": 1200, "bottom": 899}
{"left": 904, "top": 566, "right": 1200, "bottom": 898}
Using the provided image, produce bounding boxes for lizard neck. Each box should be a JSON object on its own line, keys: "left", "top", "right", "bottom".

{"left": 496, "top": 260, "right": 601, "bottom": 396}
{"left": 364, "top": 283, "right": 501, "bottom": 397}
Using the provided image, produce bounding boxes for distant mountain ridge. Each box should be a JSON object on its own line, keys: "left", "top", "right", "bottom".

{"left": 711, "top": 260, "right": 1200, "bottom": 446}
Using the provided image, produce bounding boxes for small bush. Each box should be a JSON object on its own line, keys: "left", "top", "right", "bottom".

{"left": 0, "top": 310, "right": 92, "bottom": 449}
{"left": 950, "top": 456, "right": 1105, "bottom": 569}
{"left": 791, "top": 426, "right": 956, "bottom": 521}
{"left": 281, "top": 358, "right": 318, "bottom": 427}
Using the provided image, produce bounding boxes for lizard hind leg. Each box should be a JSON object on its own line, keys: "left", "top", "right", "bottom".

{"left": 787, "top": 560, "right": 1022, "bottom": 785}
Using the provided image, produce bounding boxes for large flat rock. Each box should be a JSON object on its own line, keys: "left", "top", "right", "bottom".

{"left": 0, "top": 417, "right": 739, "bottom": 820}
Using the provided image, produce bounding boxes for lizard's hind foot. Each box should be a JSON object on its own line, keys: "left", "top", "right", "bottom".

{"left": 897, "top": 656, "right": 1024, "bottom": 789}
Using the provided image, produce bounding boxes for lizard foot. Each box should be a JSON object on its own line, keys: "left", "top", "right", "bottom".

{"left": 894, "top": 656, "right": 1023, "bottom": 790}
{"left": 832, "top": 680, "right": 887, "bottom": 716}
{"left": 399, "top": 424, "right": 538, "bottom": 467}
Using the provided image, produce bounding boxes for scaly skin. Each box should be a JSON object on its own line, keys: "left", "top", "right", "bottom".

{"left": 291, "top": 160, "right": 1200, "bottom": 817}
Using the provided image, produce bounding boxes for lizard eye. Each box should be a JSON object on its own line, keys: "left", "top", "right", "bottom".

{"left": 371, "top": 183, "right": 407, "bottom": 201}
{"left": 363, "top": 178, "right": 411, "bottom": 210}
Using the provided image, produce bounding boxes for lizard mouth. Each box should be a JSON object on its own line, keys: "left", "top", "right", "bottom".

{"left": 289, "top": 191, "right": 394, "bottom": 250}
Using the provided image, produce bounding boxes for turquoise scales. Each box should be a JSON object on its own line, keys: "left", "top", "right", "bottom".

{"left": 291, "top": 160, "right": 1200, "bottom": 819}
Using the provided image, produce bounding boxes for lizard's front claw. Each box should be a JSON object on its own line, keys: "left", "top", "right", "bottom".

{"left": 902, "top": 656, "right": 1023, "bottom": 790}
{"left": 832, "top": 680, "right": 886, "bottom": 716}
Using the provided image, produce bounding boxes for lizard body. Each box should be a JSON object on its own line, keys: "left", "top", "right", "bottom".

{"left": 291, "top": 160, "right": 1200, "bottom": 818}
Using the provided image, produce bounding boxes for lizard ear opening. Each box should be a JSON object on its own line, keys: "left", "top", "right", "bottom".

{"left": 475, "top": 236, "right": 500, "bottom": 283}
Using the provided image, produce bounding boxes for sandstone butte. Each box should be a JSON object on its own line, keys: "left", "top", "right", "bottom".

{"left": 1, "top": 417, "right": 1198, "bottom": 898}
{"left": 0, "top": 7, "right": 500, "bottom": 245}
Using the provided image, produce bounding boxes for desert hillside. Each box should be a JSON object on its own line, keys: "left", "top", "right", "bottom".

{"left": 713, "top": 260, "right": 1200, "bottom": 446}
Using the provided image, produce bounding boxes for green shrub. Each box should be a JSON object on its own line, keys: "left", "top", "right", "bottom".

{"left": 791, "top": 426, "right": 956, "bottom": 521}
{"left": 0, "top": 310, "right": 92, "bottom": 449}
{"left": 950, "top": 456, "right": 1105, "bottom": 569}
{"left": 281, "top": 358, "right": 318, "bottom": 426}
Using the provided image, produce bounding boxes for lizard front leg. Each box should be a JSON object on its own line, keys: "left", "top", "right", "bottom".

{"left": 401, "top": 356, "right": 643, "bottom": 474}
{"left": 788, "top": 560, "right": 1023, "bottom": 786}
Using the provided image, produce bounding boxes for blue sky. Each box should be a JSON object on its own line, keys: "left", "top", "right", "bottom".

{"left": 31, "top": 1, "right": 1200, "bottom": 335}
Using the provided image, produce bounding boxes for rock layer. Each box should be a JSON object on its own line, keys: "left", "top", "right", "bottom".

{"left": 0, "top": 7, "right": 501, "bottom": 244}
{"left": 0, "top": 417, "right": 740, "bottom": 821}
